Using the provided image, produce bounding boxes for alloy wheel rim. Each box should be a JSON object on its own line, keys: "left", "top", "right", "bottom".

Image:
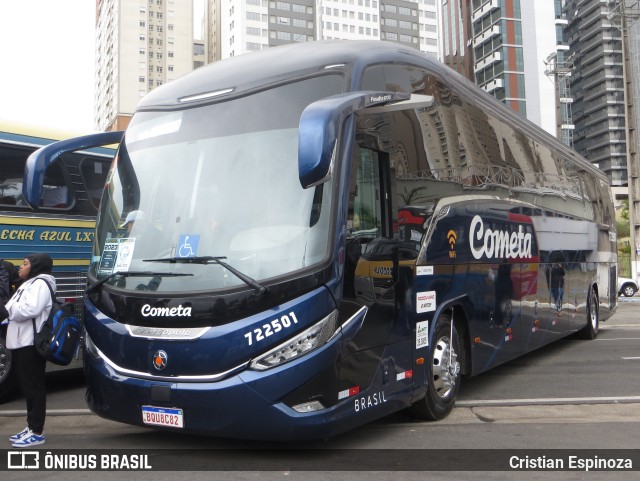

{"left": 432, "top": 335, "right": 460, "bottom": 399}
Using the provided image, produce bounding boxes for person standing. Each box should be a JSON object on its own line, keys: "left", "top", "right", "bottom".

{"left": 0, "top": 253, "right": 55, "bottom": 448}
{"left": 549, "top": 262, "right": 566, "bottom": 312}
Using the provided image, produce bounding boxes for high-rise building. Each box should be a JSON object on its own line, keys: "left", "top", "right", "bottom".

{"left": 543, "top": 0, "right": 574, "bottom": 148}
{"left": 563, "top": 0, "right": 627, "bottom": 189}
{"left": 442, "top": 1, "right": 558, "bottom": 136}
{"left": 214, "top": 0, "right": 439, "bottom": 59}
{"left": 95, "top": 0, "right": 195, "bottom": 131}
{"left": 441, "top": 0, "right": 473, "bottom": 79}
{"left": 95, "top": 0, "right": 440, "bottom": 130}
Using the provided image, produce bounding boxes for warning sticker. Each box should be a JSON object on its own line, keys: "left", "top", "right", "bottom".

{"left": 416, "top": 320, "right": 429, "bottom": 349}
{"left": 416, "top": 291, "right": 436, "bottom": 313}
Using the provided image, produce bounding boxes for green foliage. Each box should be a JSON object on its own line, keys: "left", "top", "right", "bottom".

{"left": 617, "top": 218, "right": 630, "bottom": 239}
{"left": 616, "top": 198, "right": 630, "bottom": 253}
{"left": 620, "top": 199, "right": 629, "bottom": 222}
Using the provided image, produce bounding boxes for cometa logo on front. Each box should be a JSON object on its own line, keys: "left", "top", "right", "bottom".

{"left": 141, "top": 304, "right": 192, "bottom": 317}
{"left": 469, "top": 215, "right": 533, "bottom": 260}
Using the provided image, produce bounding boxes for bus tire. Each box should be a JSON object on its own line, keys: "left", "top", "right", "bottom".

{"left": 408, "top": 313, "right": 462, "bottom": 421}
{"left": 0, "top": 336, "right": 18, "bottom": 403}
{"left": 577, "top": 286, "right": 599, "bottom": 340}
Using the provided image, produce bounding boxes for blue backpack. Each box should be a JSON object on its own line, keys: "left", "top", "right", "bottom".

{"left": 31, "top": 279, "right": 82, "bottom": 366}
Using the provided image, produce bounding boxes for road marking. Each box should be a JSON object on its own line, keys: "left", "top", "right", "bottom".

{"left": 622, "top": 357, "right": 640, "bottom": 360}
{"left": 1, "top": 397, "right": 638, "bottom": 416}
{"left": 600, "top": 324, "right": 640, "bottom": 328}
{"left": 0, "top": 408, "right": 92, "bottom": 416}
{"left": 596, "top": 337, "right": 640, "bottom": 341}
{"left": 456, "top": 395, "right": 640, "bottom": 407}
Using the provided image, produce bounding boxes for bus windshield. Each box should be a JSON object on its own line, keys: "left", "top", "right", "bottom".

{"left": 90, "top": 74, "right": 344, "bottom": 293}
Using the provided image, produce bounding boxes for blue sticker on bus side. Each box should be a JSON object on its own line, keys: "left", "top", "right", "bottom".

{"left": 177, "top": 234, "right": 200, "bottom": 257}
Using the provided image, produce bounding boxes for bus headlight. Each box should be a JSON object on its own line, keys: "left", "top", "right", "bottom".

{"left": 250, "top": 310, "right": 338, "bottom": 371}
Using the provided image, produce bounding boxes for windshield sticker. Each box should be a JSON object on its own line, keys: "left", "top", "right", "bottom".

{"left": 177, "top": 234, "right": 200, "bottom": 258}
{"left": 114, "top": 238, "right": 136, "bottom": 271}
{"left": 98, "top": 239, "right": 120, "bottom": 275}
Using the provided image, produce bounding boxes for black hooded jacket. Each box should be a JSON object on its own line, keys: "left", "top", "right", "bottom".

{"left": 0, "top": 253, "right": 54, "bottom": 321}
{"left": 25, "top": 253, "right": 54, "bottom": 279}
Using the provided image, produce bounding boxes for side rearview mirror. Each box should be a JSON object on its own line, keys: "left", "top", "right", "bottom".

{"left": 23, "top": 131, "right": 124, "bottom": 208}
{"left": 297, "top": 92, "right": 433, "bottom": 189}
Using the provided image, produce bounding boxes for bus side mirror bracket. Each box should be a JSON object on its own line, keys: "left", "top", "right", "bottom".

{"left": 297, "top": 91, "right": 412, "bottom": 189}
{"left": 23, "top": 131, "right": 124, "bottom": 208}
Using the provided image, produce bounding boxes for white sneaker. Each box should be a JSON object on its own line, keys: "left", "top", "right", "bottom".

{"left": 11, "top": 430, "right": 45, "bottom": 448}
{"left": 8, "top": 427, "right": 30, "bottom": 443}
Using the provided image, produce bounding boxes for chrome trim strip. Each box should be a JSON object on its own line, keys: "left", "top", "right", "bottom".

{"left": 330, "top": 306, "right": 368, "bottom": 341}
{"left": 94, "top": 344, "right": 248, "bottom": 383}
{"left": 125, "top": 325, "right": 211, "bottom": 340}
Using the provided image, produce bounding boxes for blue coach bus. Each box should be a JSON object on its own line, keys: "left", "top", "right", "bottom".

{"left": 24, "top": 41, "right": 617, "bottom": 439}
{"left": 0, "top": 122, "right": 115, "bottom": 400}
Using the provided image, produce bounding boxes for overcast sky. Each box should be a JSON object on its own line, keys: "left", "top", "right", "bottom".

{"left": 0, "top": 0, "right": 96, "bottom": 132}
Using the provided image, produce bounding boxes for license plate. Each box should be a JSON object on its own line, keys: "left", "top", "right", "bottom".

{"left": 141, "top": 405, "right": 184, "bottom": 429}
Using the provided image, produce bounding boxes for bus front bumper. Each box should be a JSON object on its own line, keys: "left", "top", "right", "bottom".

{"left": 83, "top": 309, "right": 387, "bottom": 441}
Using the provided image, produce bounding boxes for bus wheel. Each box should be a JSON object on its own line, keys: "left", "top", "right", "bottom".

{"left": 0, "top": 336, "right": 18, "bottom": 403}
{"left": 408, "top": 314, "right": 462, "bottom": 421}
{"left": 577, "top": 286, "right": 599, "bottom": 340}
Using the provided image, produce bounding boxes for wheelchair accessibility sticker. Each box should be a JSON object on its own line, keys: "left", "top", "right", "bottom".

{"left": 177, "top": 234, "right": 200, "bottom": 258}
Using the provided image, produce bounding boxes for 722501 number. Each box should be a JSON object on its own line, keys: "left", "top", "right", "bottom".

{"left": 244, "top": 312, "right": 299, "bottom": 346}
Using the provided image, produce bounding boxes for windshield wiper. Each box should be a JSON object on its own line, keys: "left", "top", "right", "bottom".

{"left": 143, "top": 256, "right": 267, "bottom": 296}
{"left": 86, "top": 271, "right": 193, "bottom": 294}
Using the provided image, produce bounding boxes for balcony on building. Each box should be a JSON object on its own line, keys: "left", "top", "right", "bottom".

{"left": 481, "top": 78, "right": 503, "bottom": 93}
{"left": 474, "top": 50, "right": 502, "bottom": 72}
{"left": 472, "top": 0, "right": 499, "bottom": 23}
{"left": 474, "top": 25, "right": 501, "bottom": 46}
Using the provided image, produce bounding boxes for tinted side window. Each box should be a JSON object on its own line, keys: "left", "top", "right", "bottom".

{"left": 0, "top": 143, "right": 72, "bottom": 209}
{"left": 79, "top": 155, "right": 110, "bottom": 210}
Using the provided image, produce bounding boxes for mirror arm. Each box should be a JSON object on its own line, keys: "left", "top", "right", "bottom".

{"left": 298, "top": 91, "right": 410, "bottom": 189}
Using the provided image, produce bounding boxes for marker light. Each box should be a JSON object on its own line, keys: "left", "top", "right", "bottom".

{"left": 250, "top": 310, "right": 338, "bottom": 371}
{"left": 178, "top": 88, "right": 234, "bottom": 103}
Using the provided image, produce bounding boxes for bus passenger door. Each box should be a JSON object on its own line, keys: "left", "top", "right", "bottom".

{"left": 339, "top": 144, "right": 414, "bottom": 403}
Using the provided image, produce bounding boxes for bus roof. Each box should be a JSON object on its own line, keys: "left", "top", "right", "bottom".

{"left": 138, "top": 40, "right": 419, "bottom": 110}
{"left": 136, "top": 40, "right": 608, "bottom": 184}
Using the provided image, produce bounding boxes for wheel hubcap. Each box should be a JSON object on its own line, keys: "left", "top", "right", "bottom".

{"left": 432, "top": 335, "right": 460, "bottom": 399}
